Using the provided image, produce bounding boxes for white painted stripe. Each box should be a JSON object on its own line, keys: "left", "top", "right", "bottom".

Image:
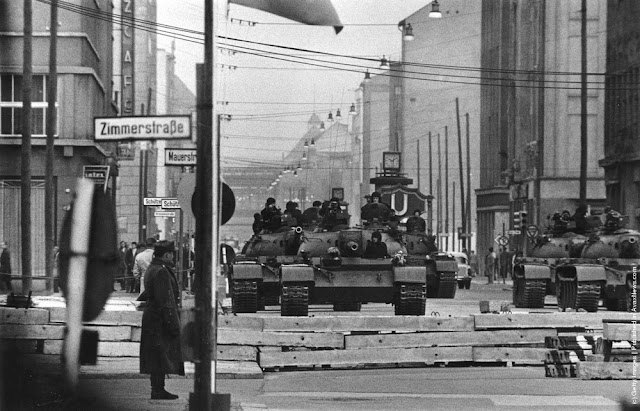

{"left": 260, "top": 392, "right": 619, "bottom": 406}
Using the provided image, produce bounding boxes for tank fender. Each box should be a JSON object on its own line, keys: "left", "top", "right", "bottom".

{"left": 435, "top": 260, "right": 458, "bottom": 273}
{"left": 232, "top": 262, "right": 264, "bottom": 280}
{"left": 393, "top": 266, "right": 427, "bottom": 284}
{"left": 281, "top": 264, "right": 315, "bottom": 283}
{"left": 519, "top": 264, "right": 551, "bottom": 280}
{"left": 572, "top": 265, "right": 606, "bottom": 282}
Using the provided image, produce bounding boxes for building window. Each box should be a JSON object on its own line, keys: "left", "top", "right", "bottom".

{"left": 0, "top": 74, "right": 58, "bottom": 137}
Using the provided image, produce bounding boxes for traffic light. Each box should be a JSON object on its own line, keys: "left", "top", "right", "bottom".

{"left": 520, "top": 211, "right": 528, "bottom": 227}
{"left": 514, "top": 211, "right": 522, "bottom": 230}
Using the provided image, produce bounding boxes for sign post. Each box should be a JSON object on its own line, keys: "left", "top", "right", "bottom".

{"left": 83, "top": 165, "right": 110, "bottom": 193}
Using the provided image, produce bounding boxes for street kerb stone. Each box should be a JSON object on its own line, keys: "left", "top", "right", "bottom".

{"left": 577, "top": 361, "right": 635, "bottom": 379}
{"left": 184, "top": 361, "right": 264, "bottom": 379}
{"left": 0, "top": 307, "right": 50, "bottom": 324}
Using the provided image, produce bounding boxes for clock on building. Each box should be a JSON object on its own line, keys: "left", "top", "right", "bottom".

{"left": 383, "top": 151, "right": 401, "bottom": 171}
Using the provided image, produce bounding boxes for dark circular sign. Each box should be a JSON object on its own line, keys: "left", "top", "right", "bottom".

{"left": 191, "top": 181, "right": 235, "bottom": 226}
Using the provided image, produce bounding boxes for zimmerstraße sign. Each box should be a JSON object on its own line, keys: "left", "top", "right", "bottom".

{"left": 94, "top": 115, "right": 191, "bottom": 141}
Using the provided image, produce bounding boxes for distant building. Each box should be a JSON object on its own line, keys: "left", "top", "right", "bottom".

{"left": 112, "top": 0, "right": 158, "bottom": 243}
{"left": 0, "top": 1, "right": 116, "bottom": 285}
{"left": 478, "top": 0, "right": 607, "bottom": 256}
{"left": 601, "top": 0, "right": 640, "bottom": 229}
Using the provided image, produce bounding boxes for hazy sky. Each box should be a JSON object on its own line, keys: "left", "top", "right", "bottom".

{"left": 156, "top": 0, "right": 432, "bottom": 166}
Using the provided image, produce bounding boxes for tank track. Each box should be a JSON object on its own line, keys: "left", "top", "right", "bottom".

{"left": 394, "top": 283, "right": 426, "bottom": 316}
{"left": 333, "top": 302, "right": 362, "bottom": 312}
{"left": 231, "top": 280, "right": 258, "bottom": 314}
{"left": 436, "top": 273, "right": 457, "bottom": 299}
{"left": 264, "top": 295, "right": 280, "bottom": 306}
{"left": 604, "top": 297, "right": 627, "bottom": 312}
{"left": 557, "top": 278, "right": 577, "bottom": 311}
{"left": 281, "top": 285, "right": 309, "bottom": 317}
{"left": 575, "top": 281, "right": 600, "bottom": 312}
{"left": 522, "top": 280, "right": 546, "bottom": 309}
{"left": 512, "top": 275, "right": 525, "bottom": 307}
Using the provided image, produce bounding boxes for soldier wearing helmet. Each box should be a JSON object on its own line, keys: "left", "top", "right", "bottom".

{"left": 361, "top": 191, "right": 391, "bottom": 224}
{"left": 261, "top": 197, "right": 282, "bottom": 231}
{"left": 363, "top": 231, "right": 389, "bottom": 259}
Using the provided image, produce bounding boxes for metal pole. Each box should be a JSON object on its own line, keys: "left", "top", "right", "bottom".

{"left": 21, "top": 0, "right": 33, "bottom": 293}
{"left": 428, "top": 131, "right": 433, "bottom": 196}
{"left": 465, "top": 112, "right": 471, "bottom": 252}
{"left": 455, "top": 98, "right": 465, "bottom": 251}
{"left": 444, "top": 126, "right": 449, "bottom": 251}
{"left": 45, "top": 0, "right": 58, "bottom": 292}
{"left": 416, "top": 139, "right": 421, "bottom": 191}
{"left": 579, "top": 0, "right": 588, "bottom": 204}
{"left": 437, "top": 133, "right": 442, "bottom": 249}
{"left": 138, "top": 145, "right": 144, "bottom": 243}
{"left": 453, "top": 182, "right": 456, "bottom": 252}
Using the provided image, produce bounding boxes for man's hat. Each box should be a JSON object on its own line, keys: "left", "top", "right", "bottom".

{"left": 312, "top": 200, "right": 322, "bottom": 207}
{"left": 266, "top": 197, "right": 276, "bottom": 205}
{"left": 146, "top": 237, "right": 157, "bottom": 247}
{"left": 154, "top": 240, "right": 175, "bottom": 256}
{"left": 371, "top": 191, "right": 381, "bottom": 198}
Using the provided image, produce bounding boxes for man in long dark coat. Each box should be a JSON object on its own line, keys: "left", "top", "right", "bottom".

{"left": 139, "top": 240, "right": 184, "bottom": 400}
{"left": 0, "top": 241, "right": 11, "bottom": 293}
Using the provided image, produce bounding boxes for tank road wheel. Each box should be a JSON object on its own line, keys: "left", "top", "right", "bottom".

{"left": 576, "top": 281, "right": 601, "bottom": 312}
{"left": 523, "top": 280, "right": 546, "bottom": 309}
{"left": 557, "top": 278, "right": 577, "bottom": 311}
{"left": 394, "top": 283, "right": 426, "bottom": 316}
{"left": 231, "top": 280, "right": 258, "bottom": 314}
{"left": 513, "top": 274, "right": 525, "bottom": 308}
{"left": 436, "top": 273, "right": 457, "bottom": 299}
{"left": 333, "top": 302, "right": 362, "bottom": 312}
{"left": 281, "top": 285, "right": 309, "bottom": 317}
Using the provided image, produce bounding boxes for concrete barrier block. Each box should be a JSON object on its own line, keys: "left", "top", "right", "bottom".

{"left": 0, "top": 307, "right": 50, "bottom": 324}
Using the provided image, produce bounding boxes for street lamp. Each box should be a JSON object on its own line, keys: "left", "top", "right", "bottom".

{"left": 380, "top": 55, "right": 390, "bottom": 70}
{"left": 398, "top": 20, "right": 414, "bottom": 41}
{"left": 349, "top": 103, "right": 357, "bottom": 116}
{"left": 335, "top": 109, "right": 342, "bottom": 121}
{"left": 364, "top": 70, "right": 372, "bottom": 82}
{"left": 429, "top": 0, "right": 442, "bottom": 18}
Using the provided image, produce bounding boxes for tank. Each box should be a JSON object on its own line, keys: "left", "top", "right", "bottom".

{"left": 512, "top": 232, "right": 587, "bottom": 308}
{"left": 280, "top": 226, "right": 426, "bottom": 316}
{"left": 230, "top": 226, "right": 303, "bottom": 313}
{"left": 403, "top": 231, "right": 458, "bottom": 299}
{"left": 555, "top": 217, "right": 640, "bottom": 312}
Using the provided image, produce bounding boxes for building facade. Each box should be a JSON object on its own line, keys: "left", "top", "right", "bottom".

{"left": 478, "top": 0, "right": 607, "bottom": 257}
{"left": 400, "top": 0, "right": 481, "bottom": 252}
{"left": 601, "top": 0, "right": 640, "bottom": 229}
{"left": 0, "top": 0, "right": 116, "bottom": 287}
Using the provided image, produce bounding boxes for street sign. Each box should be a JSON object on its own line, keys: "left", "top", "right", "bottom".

{"left": 94, "top": 115, "right": 192, "bottom": 141}
{"left": 154, "top": 211, "right": 176, "bottom": 218}
{"left": 495, "top": 235, "right": 509, "bottom": 246}
{"left": 506, "top": 230, "right": 521, "bottom": 235}
{"left": 144, "top": 197, "right": 177, "bottom": 207}
{"left": 165, "top": 148, "right": 197, "bottom": 166}
{"left": 83, "top": 165, "right": 110, "bottom": 193}
{"left": 526, "top": 224, "right": 540, "bottom": 238}
{"left": 161, "top": 199, "right": 181, "bottom": 209}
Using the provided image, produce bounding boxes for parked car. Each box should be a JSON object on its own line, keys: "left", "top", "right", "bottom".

{"left": 448, "top": 251, "right": 472, "bottom": 289}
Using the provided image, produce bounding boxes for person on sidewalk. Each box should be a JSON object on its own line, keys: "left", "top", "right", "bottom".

{"left": 133, "top": 238, "right": 156, "bottom": 295}
{"left": 485, "top": 247, "right": 497, "bottom": 284}
{"left": 0, "top": 241, "right": 11, "bottom": 293}
{"left": 139, "top": 240, "right": 184, "bottom": 400}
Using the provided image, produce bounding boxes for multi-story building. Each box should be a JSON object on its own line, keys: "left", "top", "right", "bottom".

{"left": 0, "top": 0, "right": 116, "bottom": 287}
{"left": 601, "top": 0, "right": 640, "bottom": 229}
{"left": 478, "top": 0, "right": 607, "bottom": 257}
{"left": 400, "top": 0, "right": 481, "bottom": 252}
{"left": 112, "top": 0, "right": 158, "bottom": 244}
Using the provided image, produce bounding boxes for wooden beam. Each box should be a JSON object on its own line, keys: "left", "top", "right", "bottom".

{"left": 345, "top": 329, "right": 556, "bottom": 350}
{"left": 262, "top": 316, "right": 474, "bottom": 333}
{"left": 218, "top": 329, "right": 344, "bottom": 349}
{"left": 259, "top": 346, "right": 473, "bottom": 369}
{"left": 0, "top": 307, "right": 49, "bottom": 324}
{"left": 472, "top": 347, "right": 547, "bottom": 364}
{"left": 474, "top": 313, "right": 635, "bottom": 330}
{"left": 577, "top": 361, "right": 636, "bottom": 380}
{"left": 603, "top": 322, "right": 636, "bottom": 341}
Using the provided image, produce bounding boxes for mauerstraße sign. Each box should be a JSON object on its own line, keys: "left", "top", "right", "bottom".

{"left": 94, "top": 115, "right": 191, "bottom": 140}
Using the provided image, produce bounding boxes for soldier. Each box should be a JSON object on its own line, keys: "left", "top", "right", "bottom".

{"left": 321, "top": 198, "right": 349, "bottom": 231}
{"left": 302, "top": 200, "right": 322, "bottom": 228}
{"left": 405, "top": 209, "right": 426, "bottom": 233}
{"left": 261, "top": 197, "right": 282, "bottom": 232}
{"left": 252, "top": 213, "right": 263, "bottom": 235}
{"left": 363, "top": 231, "right": 389, "bottom": 259}
{"left": 361, "top": 191, "right": 391, "bottom": 224}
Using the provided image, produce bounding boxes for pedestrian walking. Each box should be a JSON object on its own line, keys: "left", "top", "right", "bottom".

{"left": 138, "top": 240, "right": 183, "bottom": 400}
{"left": 485, "top": 247, "right": 497, "bottom": 284}
{"left": 0, "top": 241, "right": 11, "bottom": 293}
{"left": 133, "top": 238, "right": 156, "bottom": 295}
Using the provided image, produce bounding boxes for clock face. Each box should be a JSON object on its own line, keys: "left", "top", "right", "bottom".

{"left": 383, "top": 152, "right": 401, "bottom": 170}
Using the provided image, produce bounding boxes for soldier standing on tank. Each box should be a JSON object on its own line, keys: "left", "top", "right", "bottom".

{"left": 252, "top": 213, "right": 263, "bottom": 235}
{"left": 261, "top": 197, "right": 282, "bottom": 232}
{"left": 302, "top": 200, "right": 322, "bottom": 228}
{"left": 361, "top": 191, "right": 391, "bottom": 223}
{"left": 406, "top": 209, "right": 426, "bottom": 233}
{"left": 363, "top": 231, "right": 389, "bottom": 259}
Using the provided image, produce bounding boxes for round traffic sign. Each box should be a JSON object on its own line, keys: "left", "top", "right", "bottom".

{"left": 496, "top": 235, "right": 509, "bottom": 247}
